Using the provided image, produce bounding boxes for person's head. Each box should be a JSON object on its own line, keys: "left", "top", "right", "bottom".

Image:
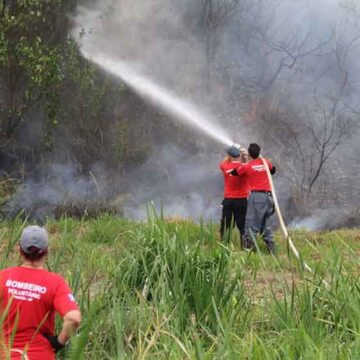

{"left": 20, "top": 225, "right": 49, "bottom": 262}
{"left": 248, "top": 143, "right": 261, "bottom": 159}
{"left": 225, "top": 146, "right": 241, "bottom": 161}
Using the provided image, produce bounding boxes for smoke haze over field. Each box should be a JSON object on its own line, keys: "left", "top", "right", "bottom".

{"left": 6, "top": 0, "right": 360, "bottom": 229}
{"left": 68, "top": 0, "right": 360, "bottom": 228}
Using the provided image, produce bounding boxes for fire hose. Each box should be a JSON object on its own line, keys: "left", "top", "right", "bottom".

{"left": 260, "top": 156, "right": 329, "bottom": 288}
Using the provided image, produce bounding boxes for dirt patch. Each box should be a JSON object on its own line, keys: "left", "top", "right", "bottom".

{"left": 244, "top": 271, "right": 302, "bottom": 302}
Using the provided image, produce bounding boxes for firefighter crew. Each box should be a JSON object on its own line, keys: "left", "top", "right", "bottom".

{"left": 234, "top": 143, "right": 276, "bottom": 254}
{"left": 219, "top": 145, "right": 249, "bottom": 246}
{"left": 0, "top": 225, "right": 81, "bottom": 360}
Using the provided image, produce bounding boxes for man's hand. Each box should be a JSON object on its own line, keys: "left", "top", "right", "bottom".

{"left": 43, "top": 334, "right": 66, "bottom": 353}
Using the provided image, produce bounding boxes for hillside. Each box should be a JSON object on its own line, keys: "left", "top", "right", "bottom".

{"left": 1, "top": 1, "right": 360, "bottom": 225}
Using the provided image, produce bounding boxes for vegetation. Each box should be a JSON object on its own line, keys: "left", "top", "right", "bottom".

{"left": 0, "top": 0, "right": 359, "bottom": 223}
{"left": 0, "top": 0, "right": 204, "bottom": 168}
{"left": 1, "top": 213, "right": 360, "bottom": 359}
{"left": 1, "top": 1, "right": 359, "bottom": 354}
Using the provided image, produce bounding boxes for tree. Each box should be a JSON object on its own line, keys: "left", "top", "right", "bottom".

{"left": 0, "top": 0, "right": 76, "bottom": 159}
{"left": 196, "top": 0, "right": 242, "bottom": 88}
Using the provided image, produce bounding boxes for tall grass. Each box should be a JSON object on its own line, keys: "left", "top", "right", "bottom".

{"left": 1, "top": 214, "right": 360, "bottom": 358}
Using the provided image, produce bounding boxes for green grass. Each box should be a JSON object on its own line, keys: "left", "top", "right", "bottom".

{"left": 1, "top": 212, "right": 360, "bottom": 359}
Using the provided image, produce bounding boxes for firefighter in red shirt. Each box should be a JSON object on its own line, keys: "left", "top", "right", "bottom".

{"left": 0, "top": 225, "right": 81, "bottom": 360}
{"left": 235, "top": 143, "right": 276, "bottom": 254}
{"left": 219, "top": 145, "right": 249, "bottom": 246}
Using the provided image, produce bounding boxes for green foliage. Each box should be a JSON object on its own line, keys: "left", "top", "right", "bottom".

{"left": 0, "top": 0, "right": 193, "bottom": 175}
{"left": 0, "top": 0, "right": 73, "bottom": 128}
{"left": 0, "top": 178, "right": 18, "bottom": 209}
{"left": 0, "top": 0, "right": 131, "bottom": 166}
{"left": 85, "top": 214, "right": 132, "bottom": 244}
{"left": 2, "top": 216, "right": 360, "bottom": 358}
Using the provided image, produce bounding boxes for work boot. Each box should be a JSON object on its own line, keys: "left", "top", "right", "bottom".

{"left": 240, "top": 234, "right": 245, "bottom": 249}
{"left": 266, "top": 242, "right": 276, "bottom": 255}
{"left": 242, "top": 237, "right": 255, "bottom": 251}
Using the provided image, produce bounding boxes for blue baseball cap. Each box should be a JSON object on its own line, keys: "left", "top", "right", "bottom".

{"left": 226, "top": 146, "right": 241, "bottom": 158}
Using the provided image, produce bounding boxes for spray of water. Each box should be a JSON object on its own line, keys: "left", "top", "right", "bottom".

{"left": 82, "top": 51, "right": 234, "bottom": 147}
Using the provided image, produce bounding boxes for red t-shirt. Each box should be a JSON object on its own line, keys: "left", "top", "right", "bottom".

{"left": 219, "top": 160, "right": 249, "bottom": 198}
{"left": 236, "top": 158, "right": 273, "bottom": 192}
{"left": 0, "top": 266, "right": 79, "bottom": 360}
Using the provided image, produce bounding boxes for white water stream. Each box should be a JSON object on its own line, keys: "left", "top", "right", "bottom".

{"left": 81, "top": 51, "right": 234, "bottom": 147}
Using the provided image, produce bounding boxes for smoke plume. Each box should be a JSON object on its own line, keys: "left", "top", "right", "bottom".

{"left": 6, "top": 0, "right": 360, "bottom": 229}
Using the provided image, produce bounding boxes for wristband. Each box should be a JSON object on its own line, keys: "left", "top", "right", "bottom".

{"left": 43, "top": 334, "right": 65, "bottom": 353}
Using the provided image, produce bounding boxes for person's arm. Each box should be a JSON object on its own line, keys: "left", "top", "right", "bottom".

{"left": 219, "top": 161, "right": 228, "bottom": 174}
{"left": 57, "top": 310, "right": 81, "bottom": 344}
{"left": 45, "top": 276, "right": 81, "bottom": 352}
{"left": 44, "top": 310, "right": 81, "bottom": 351}
{"left": 221, "top": 161, "right": 241, "bottom": 176}
{"left": 233, "top": 162, "right": 248, "bottom": 176}
{"left": 267, "top": 159, "right": 276, "bottom": 175}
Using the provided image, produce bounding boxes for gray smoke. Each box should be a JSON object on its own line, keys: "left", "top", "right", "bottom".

{"left": 120, "top": 142, "right": 223, "bottom": 221}
{"left": 4, "top": 161, "right": 119, "bottom": 220}
{"left": 69, "top": 0, "right": 360, "bottom": 225}
{"left": 6, "top": 0, "right": 360, "bottom": 227}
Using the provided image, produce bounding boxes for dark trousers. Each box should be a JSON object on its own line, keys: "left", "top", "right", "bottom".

{"left": 220, "top": 198, "right": 248, "bottom": 245}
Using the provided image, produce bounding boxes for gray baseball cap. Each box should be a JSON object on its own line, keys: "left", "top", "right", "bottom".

{"left": 20, "top": 225, "right": 49, "bottom": 253}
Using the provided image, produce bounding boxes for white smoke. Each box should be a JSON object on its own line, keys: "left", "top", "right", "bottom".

{"left": 67, "top": 0, "right": 360, "bottom": 225}
{"left": 8, "top": 0, "right": 359, "bottom": 227}
{"left": 289, "top": 216, "right": 327, "bottom": 232}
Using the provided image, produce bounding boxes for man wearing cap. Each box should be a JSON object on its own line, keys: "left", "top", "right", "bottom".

{"left": 0, "top": 225, "right": 81, "bottom": 359}
{"left": 234, "top": 143, "right": 276, "bottom": 254}
{"left": 219, "top": 145, "right": 249, "bottom": 246}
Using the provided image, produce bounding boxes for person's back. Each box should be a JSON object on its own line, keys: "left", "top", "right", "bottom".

{"left": 0, "top": 225, "right": 81, "bottom": 360}
{"left": 239, "top": 157, "right": 273, "bottom": 191}
{"left": 219, "top": 158, "right": 249, "bottom": 198}
{"left": 1, "top": 267, "right": 78, "bottom": 359}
